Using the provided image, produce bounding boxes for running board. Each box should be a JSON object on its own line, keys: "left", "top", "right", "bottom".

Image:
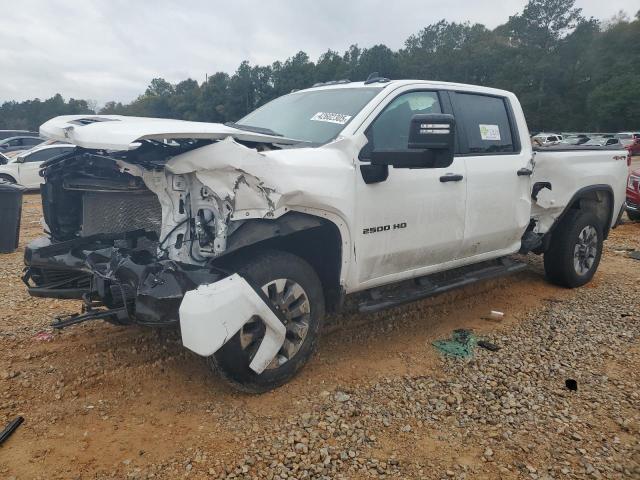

{"left": 358, "top": 258, "right": 528, "bottom": 314}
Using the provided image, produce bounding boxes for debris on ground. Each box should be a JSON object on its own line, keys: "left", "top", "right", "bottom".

{"left": 432, "top": 329, "right": 476, "bottom": 357}
{"left": 33, "top": 331, "right": 54, "bottom": 342}
{"left": 628, "top": 251, "right": 640, "bottom": 261}
{"left": 477, "top": 340, "right": 500, "bottom": 352}
{"left": 482, "top": 310, "right": 505, "bottom": 321}
{"left": 0, "top": 416, "right": 24, "bottom": 445}
{"left": 565, "top": 378, "right": 578, "bottom": 391}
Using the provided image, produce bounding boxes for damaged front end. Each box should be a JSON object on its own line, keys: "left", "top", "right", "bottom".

{"left": 24, "top": 145, "right": 230, "bottom": 327}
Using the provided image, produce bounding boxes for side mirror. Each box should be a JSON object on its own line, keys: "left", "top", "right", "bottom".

{"left": 15, "top": 156, "right": 25, "bottom": 163}
{"left": 368, "top": 114, "right": 455, "bottom": 169}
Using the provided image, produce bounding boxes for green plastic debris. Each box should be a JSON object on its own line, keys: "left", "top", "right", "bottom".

{"left": 432, "top": 329, "right": 476, "bottom": 358}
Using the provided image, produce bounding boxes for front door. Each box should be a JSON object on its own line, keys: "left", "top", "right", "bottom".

{"left": 353, "top": 89, "right": 467, "bottom": 290}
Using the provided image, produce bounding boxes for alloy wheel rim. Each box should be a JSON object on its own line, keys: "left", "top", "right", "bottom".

{"left": 573, "top": 225, "right": 598, "bottom": 275}
{"left": 239, "top": 278, "right": 310, "bottom": 370}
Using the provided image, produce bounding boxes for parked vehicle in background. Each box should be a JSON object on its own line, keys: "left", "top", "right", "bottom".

{"left": 24, "top": 79, "right": 629, "bottom": 392}
{"left": 560, "top": 135, "right": 590, "bottom": 145}
{"left": 616, "top": 132, "right": 640, "bottom": 140}
{"left": 628, "top": 169, "right": 640, "bottom": 221}
{"left": 0, "top": 130, "right": 38, "bottom": 140}
{"left": 0, "top": 135, "right": 44, "bottom": 153}
{"left": 583, "top": 137, "right": 621, "bottom": 147}
{"left": 0, "top": 143, "right": 75, "bottom": 188}
{"left": 624, "top": 137, "right": 640, "bottom": 156}
{"left": 533, "top": 133, "right": 563, "bottom": 145}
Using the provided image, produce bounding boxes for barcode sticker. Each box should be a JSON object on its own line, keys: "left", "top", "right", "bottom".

{"left": 311, "top": 112, "right": 352, "bottom": 125}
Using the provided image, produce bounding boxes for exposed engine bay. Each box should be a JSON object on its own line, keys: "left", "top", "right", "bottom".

{"left": 23, "top": 137, "right": 332, "bottom": 330}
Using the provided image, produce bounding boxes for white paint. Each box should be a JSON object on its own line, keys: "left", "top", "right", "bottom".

{"left": 0, "top": 144, "right": 74, "bottom": 188}
{"left": 179, "top": 274, "right": 286, "bottom": 374}
{"left": 39, "top": 115, "right": 302, "bottom": 151}
{"left": 531, "top": 149, "right": 628, "bottom": 233}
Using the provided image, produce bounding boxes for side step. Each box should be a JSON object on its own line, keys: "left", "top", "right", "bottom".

{"left": 358, "top": 258, "right": 528, "bottom": 314}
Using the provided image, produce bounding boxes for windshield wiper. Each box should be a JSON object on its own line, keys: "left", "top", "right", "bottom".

{"left": 225, "top": 122, "right": 283, "bottom": 137}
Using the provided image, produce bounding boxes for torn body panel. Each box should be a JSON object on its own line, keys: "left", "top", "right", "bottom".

{"left": 530, "top": 149, "right": 627, "bottom": 235}
{"left": 179, "top": 274, "right": 286, "bottom": 374}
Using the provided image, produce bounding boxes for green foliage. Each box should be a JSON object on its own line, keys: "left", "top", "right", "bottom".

{"left": 0, "top": 94, "right": 93, "bottom": 131}
{"left": 1, "top": 0, "right": 638, "bottom": 132}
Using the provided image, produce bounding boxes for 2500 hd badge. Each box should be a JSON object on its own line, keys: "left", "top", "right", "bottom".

{"left": 362, "top": 222, "right": 408, "bottom": 234}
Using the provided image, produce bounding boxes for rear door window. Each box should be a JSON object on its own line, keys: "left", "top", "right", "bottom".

{"left": 454, "top": 93, "right": 516, "bottom": 154}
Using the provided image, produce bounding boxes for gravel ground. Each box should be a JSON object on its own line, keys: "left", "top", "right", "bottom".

{"left": 1, "top": 194, "right": 639, "bottom": 479}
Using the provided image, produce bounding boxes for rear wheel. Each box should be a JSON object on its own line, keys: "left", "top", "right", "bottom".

{"left": 209, "top": 250, "right": 325, "bottom": 393}
{"left": 543, "top": 209, "right": 603, "bottom": 288}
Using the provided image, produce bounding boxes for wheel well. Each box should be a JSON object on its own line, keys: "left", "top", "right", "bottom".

{"left": 214, "top": 215, "right": 344, "bottom": 312}
{"left": 541, "top": 186, "right": 614, "bottom": 253}
{"left": 0, "top": 173, "right": 16, "bottom": 183}
{"left": 567, "top": 188, "right": 613, "bottom": 238}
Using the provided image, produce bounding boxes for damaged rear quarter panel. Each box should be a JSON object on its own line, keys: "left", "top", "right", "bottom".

{"left": 530, "top": 150, "right": 627, "bottom": 233}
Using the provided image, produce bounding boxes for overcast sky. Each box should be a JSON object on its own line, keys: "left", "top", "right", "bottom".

{"left": 0, "top": 0, "right": 636, "bottom": 105}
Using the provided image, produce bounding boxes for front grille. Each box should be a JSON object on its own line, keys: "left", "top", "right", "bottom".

{"left": 627, "top": 201, "right": 639, "bottom": 210}
{"left": 81, "top": 191, "right": 162, "bottom": 237}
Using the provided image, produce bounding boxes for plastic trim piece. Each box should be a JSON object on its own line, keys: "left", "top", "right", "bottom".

{"left": 179, "top": 274, "right": 286, "bottom": 374}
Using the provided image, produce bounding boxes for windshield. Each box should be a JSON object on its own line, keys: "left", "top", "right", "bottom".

{"left": 236, "top": 87, "right": 383, "bottom": 144}
{"left": 584, "top": 139, "right": 604, "bottom": 146}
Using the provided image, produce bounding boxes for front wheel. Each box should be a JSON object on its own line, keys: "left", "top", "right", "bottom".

{"left": 209, "top": 250, "right": 325, "bottom": 393}
{"left": 543, "top": 210, "right": 603, "bottom": 288}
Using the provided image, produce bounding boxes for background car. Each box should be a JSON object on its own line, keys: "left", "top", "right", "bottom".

{"left": 560, "top": 135, "right": 590, "bottom": 145}
{"left": 0, "top": 143, "right": 74, "bottom": 188}
{"left": 0, "top": 130, "right": 38, "bottom": 140}
{"left": 533, "top": 133, "right": 563, "bottom": 145}
{"left": 0, "top": 135, "right": 44, "bottom": 153}
{"left": 627, "top": 168, "right": 640, "bottom": 221}
{"left": 582, "top": 137, "right": 621, "bottom": 147}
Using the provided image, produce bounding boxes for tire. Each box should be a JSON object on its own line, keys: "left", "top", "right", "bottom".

{"left": 628, "top": 210, "right": 640, "bottom": 222}
{"left": 209, "top": 250, "right": 325, "bottom": 393}
{"left": 543, "top": 209, "right": 603, "bottom": 288}
{"left": 0, "top": 174, "right": 16, "bottom": 183}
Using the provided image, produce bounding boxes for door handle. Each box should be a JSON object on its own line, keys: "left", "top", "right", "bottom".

{"left": 517, "top": 168, "right": 533, "bottom": 176}
{"left": 439, "top": 173, "right": 464, "bottom": 183}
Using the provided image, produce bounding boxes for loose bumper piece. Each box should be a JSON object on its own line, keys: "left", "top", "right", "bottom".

{"left": 179, "top": 274, "right": 286, "bottom": 374}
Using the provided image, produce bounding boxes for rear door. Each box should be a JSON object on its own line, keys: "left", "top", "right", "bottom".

{"left": 451, "top": 92, "right": 532, "bottom": 258}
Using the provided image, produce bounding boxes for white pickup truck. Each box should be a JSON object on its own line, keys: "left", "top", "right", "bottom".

{"left": 24, "top": 79, "right": 628, "bottom": 392}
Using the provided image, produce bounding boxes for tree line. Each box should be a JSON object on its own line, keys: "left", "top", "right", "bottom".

{"left": 1, "top": 0, "right": 638, "bottom": 133}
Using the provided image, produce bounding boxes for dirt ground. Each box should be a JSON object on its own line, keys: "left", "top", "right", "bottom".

{"left": 1, "top": 193, "right": 639, "bottom": 479}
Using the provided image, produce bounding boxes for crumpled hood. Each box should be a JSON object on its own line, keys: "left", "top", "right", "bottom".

{"left": 39, "top": 115, "right": 301, "bottom": 151}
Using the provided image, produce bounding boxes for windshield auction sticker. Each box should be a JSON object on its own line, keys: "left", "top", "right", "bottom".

{"left": 311, "top": 112, "right": 352, "bottom": 125}
{"left": 479, "top": 124, "right": 501, "bottom": 141}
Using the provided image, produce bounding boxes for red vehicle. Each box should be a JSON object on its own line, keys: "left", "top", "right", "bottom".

{"left": 626, "top": 138, "right": 640, "bottom": 156}
{"left": 619, "top": 132, "right": 640, "bottom": 156}
{"left": 627, "top": 168, "right": 640, "bottom": 221}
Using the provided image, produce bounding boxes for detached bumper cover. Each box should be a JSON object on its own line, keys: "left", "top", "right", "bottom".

{"left": 179, "top": 274, "right": 286, "bottom": 374}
